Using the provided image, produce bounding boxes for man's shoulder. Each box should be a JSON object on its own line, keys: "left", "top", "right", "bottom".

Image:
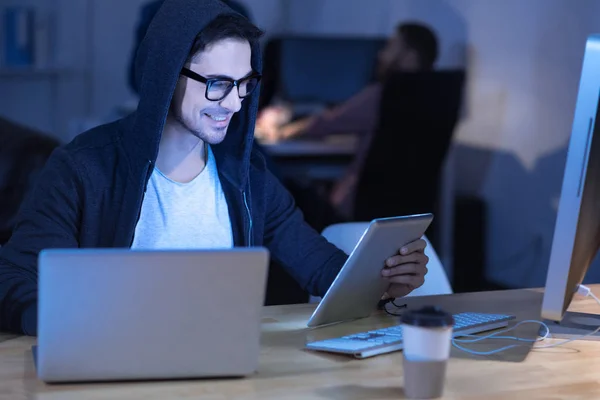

{"left": 62, "top": 120, "right": 121, "bottom": 162}
{"left": 64, "top": 120, "right": 121, "bottom": 154}
{"left": 54, "top": 119, "right": 131, "bottom": 185}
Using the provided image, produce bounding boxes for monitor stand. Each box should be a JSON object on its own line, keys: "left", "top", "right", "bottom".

{"left": 32, "top": 345, "right": 38, "bottom": 369}
{"left": 541, "top": 311, "right": 600, "bottom": 340}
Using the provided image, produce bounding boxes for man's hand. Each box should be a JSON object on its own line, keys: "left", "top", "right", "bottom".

{"left": 381, "top": 238, "right": 429, "bottom": 298}
{"left": 255, "top": 105, "right": 293, "bottom": 142}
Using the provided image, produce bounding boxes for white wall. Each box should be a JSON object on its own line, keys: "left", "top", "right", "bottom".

{"left": 455, "top": 0, "right": 600, "bottom": 287}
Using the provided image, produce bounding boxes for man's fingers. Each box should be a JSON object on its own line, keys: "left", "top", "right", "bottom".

{"left": 386, "top": 274, "right": 425, "bottom": 288}
{"left": 386, "top": 253, "right": 429, "bottom": 268}
{"left": 382, "top": 263, "right": 428, "bottom": 277}
{"left": 399, "top": 238, "right": 427, "bottom": 255}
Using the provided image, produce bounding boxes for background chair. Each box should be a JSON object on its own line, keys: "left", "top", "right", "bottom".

{"left": 310, "top": 221, "right": 452, "bottom": 303}
{"left": 0, "top": 118, "right": 60, "bottom": 245}
{"left": 352, "top": 70, "right": 465, "bottom": 249}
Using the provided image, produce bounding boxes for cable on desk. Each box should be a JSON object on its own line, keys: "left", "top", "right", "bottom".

{"left": 452, "top": 284, "right": 600, "bottom": 356}
{"left": 378, "top": 298, "right": 407, "bottom": 317}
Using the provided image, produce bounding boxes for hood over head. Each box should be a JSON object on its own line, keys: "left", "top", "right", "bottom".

{"left": 124, "top": 0, "right": 262, "bottom": 187}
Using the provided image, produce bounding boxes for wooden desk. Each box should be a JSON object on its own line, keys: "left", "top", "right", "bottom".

{"left": 3, "top": 287, "right": 600, "bottom": 399}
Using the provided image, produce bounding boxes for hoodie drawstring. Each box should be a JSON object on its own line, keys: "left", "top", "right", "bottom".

{"left": 242, "top": 190, "right": 253, "bottom": 247}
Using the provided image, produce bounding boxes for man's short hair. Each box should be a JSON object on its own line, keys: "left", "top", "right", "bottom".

{"left": 189, "top": 13, "right": 264, "bottom": 62}
{"left": 397, "top": 23, "right": 439, "bottom": 69}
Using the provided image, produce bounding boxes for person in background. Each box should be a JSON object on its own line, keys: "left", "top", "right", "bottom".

{"left": 256, "top": 22, "right": 439, "bottom": 219}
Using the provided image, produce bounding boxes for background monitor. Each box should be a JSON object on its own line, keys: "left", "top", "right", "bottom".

{"left": 541, "top": 35, "right": 600, "bottom": 337}
{"left": 279, "top": 36, "right": 386, "bottom": 105}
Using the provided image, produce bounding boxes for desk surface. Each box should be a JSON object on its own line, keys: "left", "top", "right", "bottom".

{"left": 2, "top": 287, "right": 600, "bottom": 399}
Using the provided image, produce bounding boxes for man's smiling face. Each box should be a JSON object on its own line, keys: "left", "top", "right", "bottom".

{"left": 170, "top": 38, "right": 253, "bottom": 144}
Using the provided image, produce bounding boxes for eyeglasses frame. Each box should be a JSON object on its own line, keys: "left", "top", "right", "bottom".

{"left": 180, "top": 67, "right": 262, "bottom": 101}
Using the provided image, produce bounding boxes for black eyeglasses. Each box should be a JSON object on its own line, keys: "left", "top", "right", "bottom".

{"left": 180, "top": 67, "right": 262, "bottom": 101}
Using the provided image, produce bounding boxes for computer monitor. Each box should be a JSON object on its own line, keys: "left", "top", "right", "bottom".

{"left": 541, "top": 35, "right": 600, "bottom": 337}
{"left": 278, "top": 36, "right": 386, "bottom": 105}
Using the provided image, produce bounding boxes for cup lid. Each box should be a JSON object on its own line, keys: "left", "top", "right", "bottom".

{"left": 400, "top": 306, "right": 455, "bottom": 328}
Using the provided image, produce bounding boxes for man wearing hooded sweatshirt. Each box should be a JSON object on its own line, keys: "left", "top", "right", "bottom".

{"left": 0, "top": 0, "right": 429, "bottom": 336}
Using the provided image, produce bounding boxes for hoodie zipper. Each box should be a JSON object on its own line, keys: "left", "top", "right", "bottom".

{"left": 242, "top": 190, "right": 253, "bottom": 247}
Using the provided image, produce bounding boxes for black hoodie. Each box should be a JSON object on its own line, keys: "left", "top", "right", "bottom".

{"left": 0, "top": 0, "right": 347, "bottom": 335}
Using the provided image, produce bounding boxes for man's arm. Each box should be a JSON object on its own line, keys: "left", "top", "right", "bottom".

{"left": 262, "top": 170, "right": 348, "bottom": 297}
{"left": 0, "top": 148, "right": 81, "bottom": 335}
{"left": 280, "top": 83, "right": 383, "bottom": 140}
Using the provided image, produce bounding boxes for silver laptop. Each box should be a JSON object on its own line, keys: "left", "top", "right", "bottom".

{"left": 35, "top": 248, "right": 269, "bottom": 383}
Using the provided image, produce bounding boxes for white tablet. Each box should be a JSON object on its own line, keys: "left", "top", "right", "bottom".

{"left": 307, "top": 213, "right": 434, "bottom": 327}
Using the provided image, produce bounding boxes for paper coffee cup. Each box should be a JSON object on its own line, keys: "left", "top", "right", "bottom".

{"left": 401, "top": 306, "right": 454, "bottom": 399}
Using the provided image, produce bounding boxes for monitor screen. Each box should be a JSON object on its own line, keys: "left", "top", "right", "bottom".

{"left": 278, "top": 36, "right": 386, "bottom": 105}
{"left": 542, "top": 35, "right": 600, "bottom": 322}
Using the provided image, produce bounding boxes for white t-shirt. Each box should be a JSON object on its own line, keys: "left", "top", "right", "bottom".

{"left": 131, "top": 145, "right": 233, "bottom": 249}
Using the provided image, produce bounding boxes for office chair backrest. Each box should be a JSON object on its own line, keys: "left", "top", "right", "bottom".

{"left": 0, "top": 118, "right": 59, "bottom": 244}
{"left": 353, "top": 70, "right": 465, "bottom": 228}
